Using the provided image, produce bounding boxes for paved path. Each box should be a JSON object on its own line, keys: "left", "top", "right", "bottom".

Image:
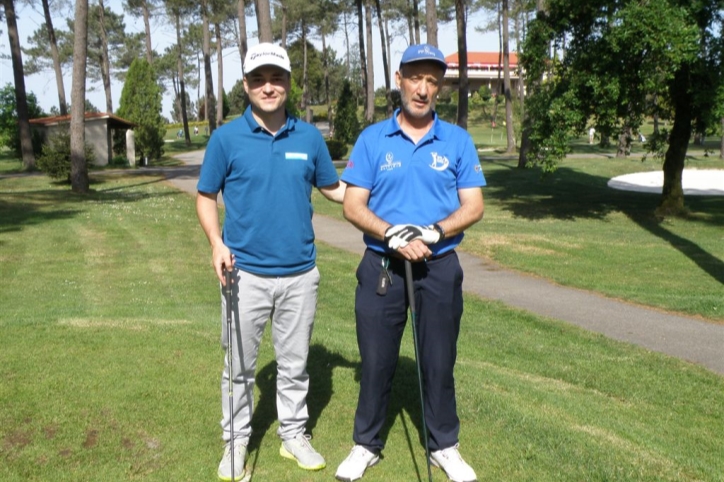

{"left": 162, "top": 151, "right": 724, "bottom": 375}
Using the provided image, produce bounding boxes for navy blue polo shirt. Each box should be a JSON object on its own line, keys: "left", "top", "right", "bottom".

{"left": 197, "top": 106, "right": 338, "bottom": 276}
{"left": 341, "top": 109, "right": 485, "bottom": 255}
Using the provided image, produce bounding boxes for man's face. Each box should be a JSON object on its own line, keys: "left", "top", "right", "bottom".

{"left": 243, "top": 66, "right": 290, "bottom": 115}
{"left": 396, "top": 61, "right": 444, "bottom": 120}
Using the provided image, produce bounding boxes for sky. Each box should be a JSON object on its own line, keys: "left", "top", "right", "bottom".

{"left": 0, "top": 1, "right": 502, "bottom": 120}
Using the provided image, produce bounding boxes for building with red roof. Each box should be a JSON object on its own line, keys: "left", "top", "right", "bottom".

{"left": 443, "top": 52, "right": 521, "bottom": 96}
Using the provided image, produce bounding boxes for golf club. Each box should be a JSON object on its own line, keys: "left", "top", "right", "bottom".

{"left": 404, "top": 260, "right": 433, "bottom": 482}
{"left": 224, "top": 267, "right": 236, "bottom": 481}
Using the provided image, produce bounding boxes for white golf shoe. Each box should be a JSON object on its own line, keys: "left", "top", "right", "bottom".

{"left": 430, "top": 444, "right": 477, "bottom": 482}
{"left": 280, "top": 433, "right": 326, "bottom": 470}
{"left": 335, "top": 445, "right": 380, "bottom": 481}
{"left": 217, "top": 440, "right": 247, "bottom": 481}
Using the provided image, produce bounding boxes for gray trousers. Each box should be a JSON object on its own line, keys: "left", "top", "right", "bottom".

{"left": 220, "top": 266, "right": 320, "bottom": 444}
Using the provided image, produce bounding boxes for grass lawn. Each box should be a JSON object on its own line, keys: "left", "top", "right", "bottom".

{"left": 1, "top": 174, "right": 723, "bottom": 481}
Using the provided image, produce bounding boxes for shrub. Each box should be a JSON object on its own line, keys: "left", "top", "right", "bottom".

{"left": 36, "top": 130, "right": 95, "bottom": 181}
{"left": 325, "top": 139, "right": 347, "bottom": 160}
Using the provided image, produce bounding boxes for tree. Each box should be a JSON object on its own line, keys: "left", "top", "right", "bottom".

{"left": 454, "top": 0, "right": 468, "bottom": 129}
{"left": 374, "top": 0, "right": 392, "bottom": 117}
{"left": 2, "top": 0, "right": 36, "bottom": 169}
{"left": 69, "top": 0, "right": 90, "bottom": 193}
{"left": 40, "top": 0, "right": 68, "bottom": 115}
{"left": 425, "top": 0, "right": 437, "bottom": 46}
{"left": 117, "top": 58, "right": 165, "bottom": 162}
{"left": 521, "top": 0, "right": 724, "bottom": 216}
{"left": 124, "top": 0, "right": 158, "bottom": 64}
{"left": 502, "top": 0, "right": 515, "bottom": 153}
{"left": 255, "top": 0, "right": 272, "bottom": 42}
{"left": 200, "top": 0, "right": 216, "bottom": 132}
{"left": 0, "top": 83, "right": 44, "bottom": 157}
{"left": 364, "top": 0, "right": 374, "bottom": 123}
{"left": 333, "top": 79, "right": 360, "bottom": 144}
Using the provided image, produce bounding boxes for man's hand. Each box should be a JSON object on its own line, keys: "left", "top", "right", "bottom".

{"left": 384, "top": 224, "right": 441, "bottom": 250}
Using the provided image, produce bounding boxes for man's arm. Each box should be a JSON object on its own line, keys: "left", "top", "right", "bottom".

{"left": 196, "top": 191, "right": 233, "bottom": 285}
{"left": 318, "top": 180, "right": 347, "bottom": 204}
{"left": 434, "top": 187, "right": 484, "bottom": 238}
{"left": 343, "top": 184, "right": 432, "bottom": 261}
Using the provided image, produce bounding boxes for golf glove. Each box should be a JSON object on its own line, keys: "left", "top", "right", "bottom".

{"left": 384, "top": 224, "right": 441, "bottom": 250}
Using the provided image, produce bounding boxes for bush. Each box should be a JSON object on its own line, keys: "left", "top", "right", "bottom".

{"left": 36, "top": 130, "right": 95, "bottom": 181}
{"left": 325, "top": 139, "right": 347, "bottom": 160}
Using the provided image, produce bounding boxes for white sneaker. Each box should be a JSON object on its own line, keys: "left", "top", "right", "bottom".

{"left": 335, "top": 445, "right": 380, "bottom": 481}
{"left": 280, "top": 433, "right": 326, "bottom": 470}
{"left": 217, "top": 440, "right": 247, "bottom": 481}
{"left": 430, "top": 444, "right": 477, "bottom": 482}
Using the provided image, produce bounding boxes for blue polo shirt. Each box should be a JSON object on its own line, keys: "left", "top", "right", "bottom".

{"left": 341, "top": 109, "right": 485, "bottom": 255}
{"left": 197, "top": 107, "right": 338, "bottom": 276}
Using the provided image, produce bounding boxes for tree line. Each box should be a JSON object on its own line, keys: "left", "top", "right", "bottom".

{"left": 2, "top": 0, "right": 722, "bottom": 214}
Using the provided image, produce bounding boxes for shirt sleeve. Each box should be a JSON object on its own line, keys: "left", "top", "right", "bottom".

{"left": 197, "top": 131, "right": 227, "bottom": 194}
{"left": 341, "top": 129, "right": 374, "bottom": 190}
{"left": 313, "top": 132, "right": 339, "bottom": 188}
{"left": 456, "top": 133, "right": 487, "bottom": 189}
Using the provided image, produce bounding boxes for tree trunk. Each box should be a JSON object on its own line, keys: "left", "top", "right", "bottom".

{"left": 142, "top": 0, "right": 153, "bottom": 64}
{"left": 255, "top": 0, "right": 273, "bottom": 43}
{"left": 322, "top": 32, "right": 331, "bottom": 123}
{"left": 202, "top": 1, "right": 216, "bottom": 133}
{"left": 720, "top": 117, "right": 723, "bottom": 159}
{"left": 364, "top": 0, "right": 375, "bottom": 124}
{"left": 302, "top": 23, "right": 309, "bottom": 113}
{"left": 412, "top": 0, "right": 420, "bottom": 44}
{"left": 356, "top": 0, "right": 368, "bottom": 121}
{"left": 281, "top": 3, "right": 287, "bottom": 49}
{"left": 70, "top": 0, "right": 89, "bottom": 192}
{"left": 455, "top": 0, "right": 468, "bottom": 129}
{"left": 492, "top": 3, "right": 502, "bottom": 127}
{"left": 425, "top": 0, "right": 437, "bottom": 46}
{"left": 658, "top": 68, "right": 691, "bottom": 216}
{"left": 98, "top": 0, "right": 113, "bottom": 113}
{"left": 237, "top": 0, "right": 248, "bottom": 68}
{"left": 517, "top": 0, "right": 547, "bottom": 169}
{"left": 41, "top": 0, "right": 68, "bottom": 116}
{"left": 616, "top": 124, "right": 632, "bottom": 158}
{"left": 502, "top": 0, "right": 515, "bottom": 153}
{"left": 175, "top": 12, "right": 191, "bottom": 144}
{"left": 216, "top": 22, "right": 224, "bottom": 125}
{"left": 2, "top": 0, "right": 36, "bottom": 170}
{"left": 374, "top": 0, "right": 392, "bottom": 117}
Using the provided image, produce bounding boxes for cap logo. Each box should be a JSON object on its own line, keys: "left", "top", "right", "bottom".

{"left": 250, "top": 51, "right": 287, "bottom": 61}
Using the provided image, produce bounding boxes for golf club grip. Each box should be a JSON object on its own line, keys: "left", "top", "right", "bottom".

{"left": 404, "top": 260, "right": 415, "bottom": 314}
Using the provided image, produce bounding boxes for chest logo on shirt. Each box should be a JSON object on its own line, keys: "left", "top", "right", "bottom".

{"left": 380, "top": 152, "right": 402, "bottom": 172}
{"left": 429, "top": 152, "right": 450, "bottom": 171}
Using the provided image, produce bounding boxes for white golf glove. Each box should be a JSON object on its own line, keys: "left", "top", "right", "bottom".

{"left": 384, "top": 224, "right": 441, "bottom": 250}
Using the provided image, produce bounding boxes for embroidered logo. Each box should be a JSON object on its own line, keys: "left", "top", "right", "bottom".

{"left": 474, "top": 164, "right": 482, "bottom": 173}
{"left": 380, "top": 152, "right": 402, "bottom": 172}
{"left": 346, "top": 160, "right": 355, "bottom": 169}
{"left": 429, "top": 152, "right": 449, "bottom": 171}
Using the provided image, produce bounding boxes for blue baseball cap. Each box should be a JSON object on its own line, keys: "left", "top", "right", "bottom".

{"left": 399, "top": 44, "right": 447, "bottom": 72}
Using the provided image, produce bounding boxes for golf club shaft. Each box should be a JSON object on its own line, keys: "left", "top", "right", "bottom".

{"left": 404, "top": 260, "right": 433, "bottom": 482}
{"left": 224, "top": 268, "right": 235, "bottom": 479}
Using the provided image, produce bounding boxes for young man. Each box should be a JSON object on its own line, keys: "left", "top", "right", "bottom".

{"left": 196, "top": 43, "right": 345, "bottom": 481}
{"left": 335, "top": 44, "right": 485, "bottom": 482}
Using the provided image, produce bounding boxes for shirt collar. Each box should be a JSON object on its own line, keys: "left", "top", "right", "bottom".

{"left": 243, "top": 105, "right": 296, "bottom": 135}
{"left": 385, "top": 108, "right": 445, "bottom": 142}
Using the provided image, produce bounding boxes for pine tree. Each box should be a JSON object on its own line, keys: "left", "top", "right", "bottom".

{"left": 117, "top": 58, "right": 165, "bottom": 162}
{"left": 333, "top": 80, "right": 359, "bottom": 145}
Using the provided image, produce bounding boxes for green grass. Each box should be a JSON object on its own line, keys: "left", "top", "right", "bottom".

{"left": 1, "top": 173, "right": 723, "bottom": 481}
{"left": 314, "top": 154, "right": 724, "bottom": 322}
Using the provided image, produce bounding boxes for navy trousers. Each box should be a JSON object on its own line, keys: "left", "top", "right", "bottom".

{"left": 352, "top": 249, "right": 464, "bottom": 452}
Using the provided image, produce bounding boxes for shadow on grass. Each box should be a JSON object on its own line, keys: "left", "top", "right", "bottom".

{"left": 0, "top": 175, "right": 180, "bottom": 241}
{"left": 484, "top": 159, "right": 724, "bottom": 285}
{"left": 247, "top": 344, "right": 434, "bottom": 480}
{"left": 248, "top": 344, "right": 357, "bottom": 453}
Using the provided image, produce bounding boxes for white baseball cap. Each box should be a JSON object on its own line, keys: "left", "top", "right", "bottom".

{"left": 243, "top": 43, "right": 292, "bottom": 75}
